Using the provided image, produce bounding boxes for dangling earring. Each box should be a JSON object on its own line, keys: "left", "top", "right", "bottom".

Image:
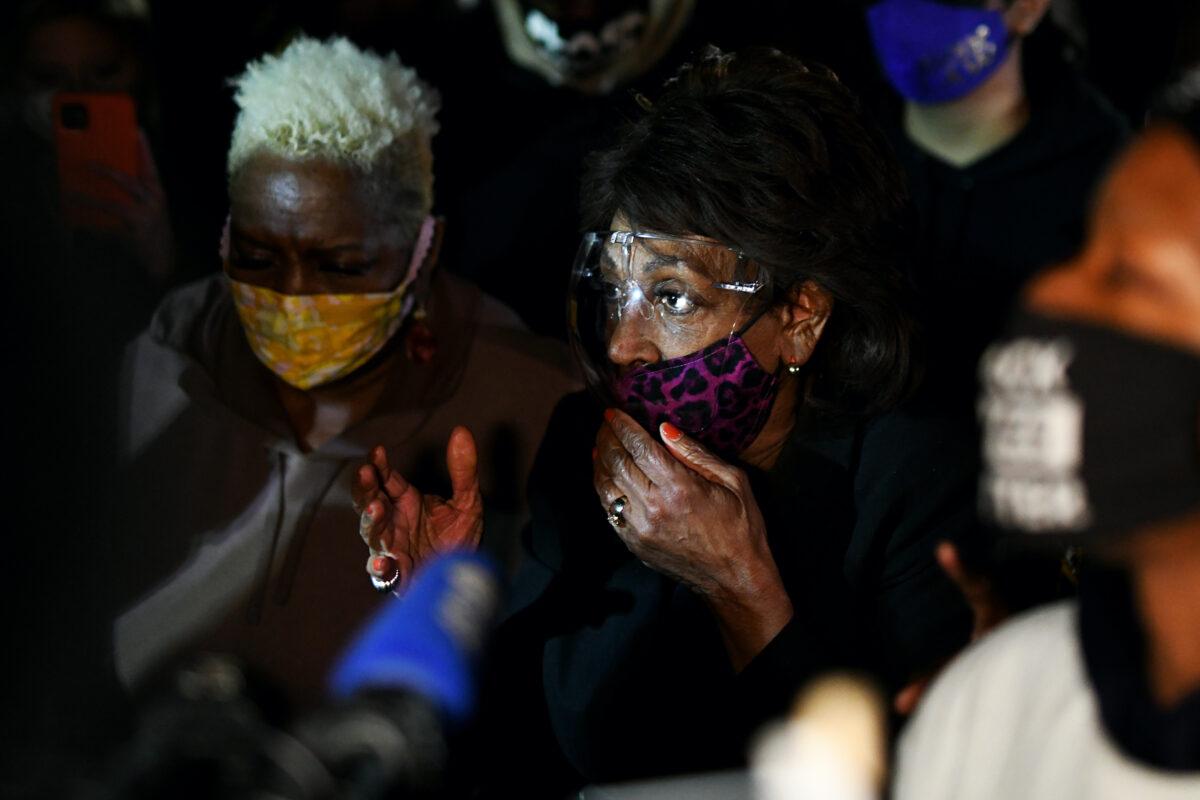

{"left": 405, "top": 306, "right": 437, "bottom": 364}
{"left": 786, "top": 357, "right": 801, "bottom": 374}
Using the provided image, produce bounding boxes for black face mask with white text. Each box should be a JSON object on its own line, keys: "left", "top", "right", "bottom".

{"left": 978, "top": 310, "right": 1200, "bottom": 542}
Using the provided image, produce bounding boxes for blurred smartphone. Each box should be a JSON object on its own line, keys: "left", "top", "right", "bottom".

{"left": 53, "top": 92, "right": 138, "bottom": 230}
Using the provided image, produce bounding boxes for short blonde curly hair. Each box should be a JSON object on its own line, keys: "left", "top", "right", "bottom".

{"left": 227, "top": 35, "right": 440, "bottom": 221}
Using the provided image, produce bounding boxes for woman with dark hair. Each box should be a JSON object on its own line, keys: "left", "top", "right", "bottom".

{"left": 357, "top": 46, "right": 979, "bottom": 787}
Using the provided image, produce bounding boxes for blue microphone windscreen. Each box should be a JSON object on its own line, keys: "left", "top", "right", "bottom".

{"left": 329, "top": 550, "right": 502, "bottom": 725}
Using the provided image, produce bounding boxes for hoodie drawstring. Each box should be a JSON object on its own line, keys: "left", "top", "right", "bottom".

{"left": 246, "top": 450, "right": 288, "bottom": 624}
{"left": 274, "top": 459, "right": 348, "bottom": 606}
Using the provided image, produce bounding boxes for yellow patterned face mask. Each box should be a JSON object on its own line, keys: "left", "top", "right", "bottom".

{"left": 227, "top": 216, "right": 434, "bottom": 390}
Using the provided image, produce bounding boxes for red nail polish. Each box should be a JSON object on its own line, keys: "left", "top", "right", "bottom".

{"left": 604, "top": 408, "right": 616, "bottom": 422}
{"left": 371, "top": 556, "right": 389, "bottom": 575}
{"left": 661, "top": 422, "right": 683, "bottom": 441}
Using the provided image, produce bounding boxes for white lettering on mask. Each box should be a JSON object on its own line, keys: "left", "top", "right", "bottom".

{"left": 978, "top": 338, "right": 1092, "bottom": 532}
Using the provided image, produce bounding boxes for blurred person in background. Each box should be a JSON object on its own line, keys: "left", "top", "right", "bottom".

{"left": 374, "top": 0, "right": 879, "bottom": 338}
{"left": 356, "top": 46, "right": 980, "bottom": 796}
{"left": 865, "top": 0, "right": 1128, "bottom": 410}
{"left": 436, "top": 0, "right": 695, "bottom": 338}
{"left": 0, "top": 1, "right": 178, "bottom": 790}
{"left": 893, "top": 93, "right": 1200, "bottom": 799}
{"left": 3, "top": 0, "right": 177, "bottom": 293}
{"left": 1069, "top": 0, "right": 1198, "bottom": 124}
{"left": 107, "top": 35, "right": 577, "bottom": 718}
{"left": 862, "top": 0, "right": 1131, "bottom": 632}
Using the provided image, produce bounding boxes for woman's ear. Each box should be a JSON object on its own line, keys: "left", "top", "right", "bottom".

{"left": 1003, "top": 0, "right": 1051, "bottom": 37}
{"left": 780, "top": 280, "right": 833, "bottom": 370}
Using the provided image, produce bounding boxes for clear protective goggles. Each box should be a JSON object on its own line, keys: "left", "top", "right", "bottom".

{"left": 568, "top": 228, "right": 770, "bottom": 396}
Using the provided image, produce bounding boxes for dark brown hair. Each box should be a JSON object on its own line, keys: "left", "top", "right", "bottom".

{"left": 582, "top": 46, "right": 921, "bottom": 416}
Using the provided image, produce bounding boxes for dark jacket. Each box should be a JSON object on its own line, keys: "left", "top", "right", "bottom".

{"left": 479, "top": 391, "right": 977, "bottom": 791}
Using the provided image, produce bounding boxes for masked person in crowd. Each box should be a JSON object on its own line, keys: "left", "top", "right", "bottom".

{"left": 356, "top": 47, "right": 979, "bottom": 793}
{"left": 490, "top": 0, "right": 693, "bottom": 95}
{"left": 893, "top": 104, "right": 1200, "bottom": 799}
{"left": 1, "top": 0, "right": 175, "bottom": 466}
{"left": 419, "top": 1, "right": 876, "bottom": 338}
{"left": 4, "top": 0, "right": 176, "bottom": 290}
{"left": 864, "top": 0, "right": 1128, "bottom": 408}
{"left": 424, "top": 0, "right": 697, "bottom": 338}
{"left": 1, "top": 3, "right": 181, "bottom": 777}
{"left": 107, "top": 36, "right": 578, "bottom": 711}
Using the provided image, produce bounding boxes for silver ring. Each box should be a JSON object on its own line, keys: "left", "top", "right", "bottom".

{"left": 369, "top": 564, "right": 401, "bottom": 593}
{"left": 606, "top": 495, "right": 629, "bottom": 528}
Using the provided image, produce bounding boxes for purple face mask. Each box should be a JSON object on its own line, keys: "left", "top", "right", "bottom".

{"left": 867, "top": 0, "right": 1010, "bottom": 105}
{"left": 615, "top": 331, "right": 781, "bottom": 458}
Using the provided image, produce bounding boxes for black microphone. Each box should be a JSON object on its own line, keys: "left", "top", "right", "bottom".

{"left": 280, "top": 550, "right": 505, "bottom": 799}
{"left": 100, "top": 550, "right": 503, "bottom": 800}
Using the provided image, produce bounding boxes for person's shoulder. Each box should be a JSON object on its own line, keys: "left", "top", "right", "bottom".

{"left": 855, "top": 403, "right": 979, "bottom": 486}
{"left": 428, "top": 275, "right": 583, "bottom": 468}
{"left": 451, "top": 274, "right": 580, "bottom": 387}
{"left": 142, "top": 273, "right": 232, "bottom": 355}
{"left": 929, "top": 599, "right": 1080, "bottom": 690}
{"left": 119, "top": 275, "right": 238, "bottom": 454}
{"left": 862, "top": 402, "right": 974, "bottom": 447}
{"left": 894, "top": 601, "right": 1087, "bottom": 798}
{"left": 1036, "top": 62, "right": 1131, "bottom": 155}
{"left": 899, "top": 601, "right": 1083, "bottom": 752}
{"left": 125, "top": 273, "right": 231, "bottom": 379}
{"left": 475, "top": 284, "right": 528, "bottom": 330}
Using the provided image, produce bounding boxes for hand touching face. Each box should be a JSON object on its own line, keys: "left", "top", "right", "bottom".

{"left": 592, "top": 408, "right": 794, "bottom": 669}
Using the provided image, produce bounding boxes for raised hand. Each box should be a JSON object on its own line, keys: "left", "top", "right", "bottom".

{"left": 353, "top": 426, "right": 484, "bottom": 591}
{"left": 63, "top": 129, "right": 175, "bottom": 282}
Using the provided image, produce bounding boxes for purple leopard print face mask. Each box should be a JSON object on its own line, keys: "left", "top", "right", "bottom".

{"left": 615, "top": 332, "right": 781, "bottom": 458}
